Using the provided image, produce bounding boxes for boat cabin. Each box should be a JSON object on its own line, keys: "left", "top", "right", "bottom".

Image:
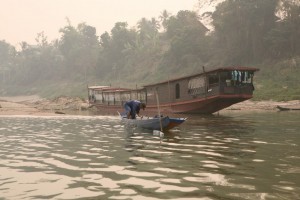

{"left": 143, "top": 67, "right": 258, "bottom": 106}
{"left": 88, "top": 86, "right": 146, "bottom": 106}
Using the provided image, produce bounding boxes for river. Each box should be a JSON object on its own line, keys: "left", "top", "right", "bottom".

{"left": 0, "top": 111, "right": 299, "bottom": 200}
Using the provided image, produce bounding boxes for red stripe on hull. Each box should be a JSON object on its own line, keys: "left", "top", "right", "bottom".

{"left": 93, "top": 94, "right": 252, "bottom": 115}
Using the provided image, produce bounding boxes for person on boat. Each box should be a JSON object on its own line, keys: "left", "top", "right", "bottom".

{"left": 124, "top": 100, "right": 146, "bottom": 119}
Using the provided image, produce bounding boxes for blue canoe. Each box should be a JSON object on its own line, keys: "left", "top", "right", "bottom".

{"left": 119, "top": 113, "right": 186, "bottom": 131}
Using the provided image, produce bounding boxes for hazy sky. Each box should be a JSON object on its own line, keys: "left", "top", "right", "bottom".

{"left": 0, "top": 0, "right": 198, "bottom": 46}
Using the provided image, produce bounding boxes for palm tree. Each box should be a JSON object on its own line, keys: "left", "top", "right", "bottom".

{"left": 159, "top": 10, "right": 171, "bottom": 31}
{"left": 150, "top": 17, "right": 160, "bottom": 32}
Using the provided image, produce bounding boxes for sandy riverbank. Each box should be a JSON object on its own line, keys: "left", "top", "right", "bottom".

{"left": 1, "top": 95, "right": 300, "bottom": 116}
{"left": 224, "top": 99, "right": 300, "bottom": 111}
{"left": 0, "top": 95, "right": 89, "bottom": 116}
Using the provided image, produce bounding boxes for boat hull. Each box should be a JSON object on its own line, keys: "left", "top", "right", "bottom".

{"left": 167, "top": 118, "right": 186, "bottom": 130}
{"left": 277, "top": 105, "right": 300, "bottom": 111}
{"left": 122, "top": 116, "right": 170, "bottom": 130}
{"left": 94, "top": 94, "right": 251, "bottom": 115}
{"left": 121, "top": 116, "right": 186, "bottom": 131}
{"left": 145, "top": 94, "right": 251, "bottom": 114}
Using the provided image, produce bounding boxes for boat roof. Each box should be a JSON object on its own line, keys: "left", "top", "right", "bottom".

{"left": 89, "top": 85, "right": 145, "bottom": 93}
{"left": 88, "top": 86, "right": 110, "bottom": 89}
{"left": 102, "top": 88, "right": 132, "bottom": 92}
{"left": 90, "top": 86, "right": 131, "bottom": 91}
{"left": 143, "top": 66, "right": 259, "bottom": 87}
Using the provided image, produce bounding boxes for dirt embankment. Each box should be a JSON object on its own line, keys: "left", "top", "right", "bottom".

{"left": 0, "top": 95, "right": 89, "bottom": 116}
{"left": 32, "top": 96, "right": 89, "bottom": 111}
{"left": 224, "top": 100, "right": 300, "bottom": 111}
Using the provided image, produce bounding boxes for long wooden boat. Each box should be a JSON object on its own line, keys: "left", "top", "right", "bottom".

{"left": 121, "top": 115, "right": 186, "bottom": 131}
{"left": 88, "top": 67, "right": 259, "bottom": 114}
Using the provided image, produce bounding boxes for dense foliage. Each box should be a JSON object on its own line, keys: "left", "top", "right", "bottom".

{"left": 0, "top": 0, "right": 299, "bottom": 100}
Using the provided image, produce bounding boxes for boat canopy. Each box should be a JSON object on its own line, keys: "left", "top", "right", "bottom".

{"left": 143, "top": 66, "right": 259, "bottom": 88}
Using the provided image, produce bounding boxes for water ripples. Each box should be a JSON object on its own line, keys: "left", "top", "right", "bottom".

{"left": 0, "top": 113, "right": 300, "bottom": 199}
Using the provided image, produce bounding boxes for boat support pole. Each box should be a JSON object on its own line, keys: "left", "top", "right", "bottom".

{"left": 155, "top": 90, "right": 163, "bottom": 133}
{"left": 155, "top": 90, "right": 164, "bottom": 143}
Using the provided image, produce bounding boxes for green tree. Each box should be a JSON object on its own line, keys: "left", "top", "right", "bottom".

{"left": 163, "top": 10, "right": 209, "bottom": 70}
{"left": 98, "top": 22, "right": 136, "bottom": 79}
{"left": 0, "top": 40, "right": 15, "bottom": 67}
{"left": 77, "top": 23, "right": 100, "bottom": 81}
{"left": 265, "top": 0, "right": 300, "bottom": 58}
{"left": 137, "top": 17, "right": 160, "bottom": 43}
{"left": 59, "top": 20, "right": 81, "bottom": 71}
{"left": 0, "top": 40, "right": 15, "bottom": 82}
{"left": 212, "top": 0, "right": 278, "bottom": 65}
{"left": 59, "top": 21, "right": 100, "bottom": 81}
{"left": 11, "top": 33, "right": 60, "bottom": 84}
{"left": 159, "top": 10, "right": 171, "bottom": 31}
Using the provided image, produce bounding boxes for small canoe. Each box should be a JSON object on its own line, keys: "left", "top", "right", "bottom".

{"left": 167, "top": 117, "right": 187, "bottom": 130}
{"left": 122, "top": 116, "right": 171, "bottom": 130}
{"left": 118, "top": 112, "right": 186, "bottom": 131}
{"left": 277, "top": 105, "right": 300, "bottom": 111}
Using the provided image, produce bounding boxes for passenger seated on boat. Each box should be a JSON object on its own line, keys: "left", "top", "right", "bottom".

{"left": 124, "top": 100, "right": 146, "bottom": 119}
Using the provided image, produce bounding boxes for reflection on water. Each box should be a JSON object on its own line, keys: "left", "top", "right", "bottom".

{"left": 0, "top": 112, "right": 299, "bottom": 200}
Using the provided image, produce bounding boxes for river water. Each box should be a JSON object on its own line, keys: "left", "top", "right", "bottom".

{"left": 0, "top": 111, "right": 299, "bottom": 200}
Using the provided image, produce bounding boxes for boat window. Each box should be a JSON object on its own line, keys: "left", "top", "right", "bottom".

{"left": 138, "top": 90, "right": 147, "bottom": 101}
{"left": 175, "top": 83, "right": 180, "bottom": 99}
{"left": 188, "top": 76, "right": 206, "bottom": 95}
{"left": 121, "top": 92, "right": 130, "bottom": 101}
{"left": 131, "top": 91, "right": 138, "bottom": 100}
{"left": 230, "top": 70, "right": 254, "bottom": 85}
{"left": 188, "top": 76, "right": 205, "bottom": 88}
{"left": 220, "top": 72, "right": 231, "bottom": 82}
{"left": 114, "top": 93, "right": 120, "bottom": 103}
{"left": 208, "top": 73, "right": 219, "bottom": 85}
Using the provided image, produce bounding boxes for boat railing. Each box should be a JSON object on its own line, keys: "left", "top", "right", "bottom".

{"left": 221, "top": 82, "right": 254, "bottom": 95}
